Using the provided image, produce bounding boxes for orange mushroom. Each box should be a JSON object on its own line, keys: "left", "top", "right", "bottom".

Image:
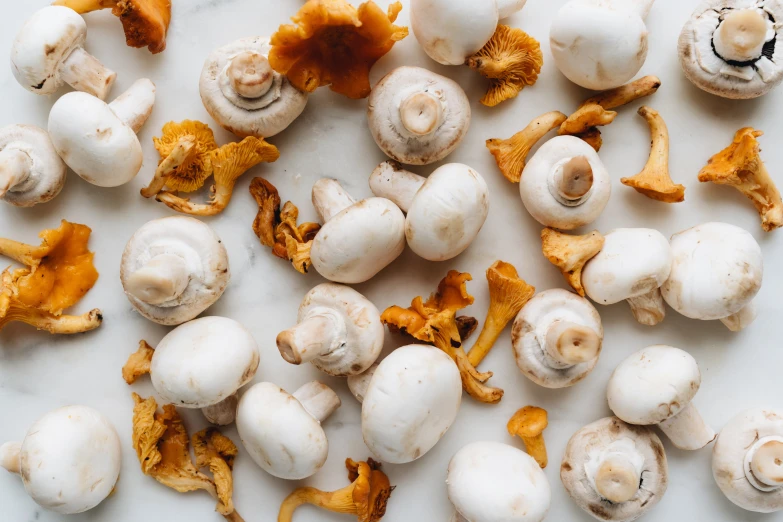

{"left": 541, "top": 228, "right": 605, "bottom": 297}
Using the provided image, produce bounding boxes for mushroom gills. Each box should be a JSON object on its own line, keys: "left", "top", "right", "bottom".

{"left": 713, "top": 9, "right": 775, "bottom": 65}
{"left": 745, "top": 436, "right": 783, "bottom": 491}
{"left": 657, "top": 402, "right": 716, "bottom": 451}
{"left": 586, "top": 438, "right": 646, "bottom": 503}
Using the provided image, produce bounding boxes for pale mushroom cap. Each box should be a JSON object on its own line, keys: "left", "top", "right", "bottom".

{"left": 448, "top": 441, "right": 551, "bottom": 522}
{"left": 236, "top": 382, "right": 328, "bottom": 480}
{"left": 150, "top": 316, "right": 260, "bottom": 408}
{"left": 607, "top": 345, "right": 701, "bottom": 426}
{"left": 120, "top": 216, "right": 230, "bottom": 326}
{"left": 18, "top": 405, "right": 121, "bottom": 514}
{"left": 0, "top": 124, "right": 66, "bottom": 207}
{"left": 661, "top": 222, "right": 763, "bottom": 320}
{"left": 713, "top": 408, "right": 783, "bottom": 513}
{"left": 582, "top": 228, "right": 672, "bottom": 306}
{"left": 362, "top": 345, "right": 462, "bottom": 464}
{"left": 561, "top": 416, "right": 668, "bottom": 522}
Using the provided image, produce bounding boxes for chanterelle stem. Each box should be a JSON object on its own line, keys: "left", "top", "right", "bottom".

{"left": 312, "top": 179, "right": 356, "bottom": 222}
{"left": 0, "top": 442, "right": 21, "bottom": 475}
{"left": 276, "top": 308, "right": 346, "bottom": 365}
{"left": 140, "top": 136, "right": 197, "bottom": 198}
{"left": 746, "top": 436, "right": 783, "bottom": 491}
{"left": 400, "top": 91, "right": 444, "bottom": 137}
{"left": 657, "top": 402, "right": 716, "bottom": 451}
{"left": 125, "top": 254, "right": 190, "bottom": 306}
{"left": 368, "top": 161, "right": 425, "bottom": 212}
{"left": 59, "top": 47, "right": 117, "bottom": 101}
{"left": 108, "top": 79, "right": 156, "bottom": 134}
{"left": 544, "top": 320, "right": 600, "bottom": 368}
{"left": 0, "top": 148, "right": 32, "bottom": 198}
{"left": 228, "top": 51, "right": 274, "bottom": 99}
{"left": 292, "top": 381, "right": 341, "bottom": 423}
{"left": 715, "top": 9, "right": 769, "bottom": 63}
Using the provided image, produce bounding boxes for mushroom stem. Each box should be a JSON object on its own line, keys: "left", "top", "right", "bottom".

{"left": 278, "top": 485, "right": 354, "bottom": 522}
{"left": 657, "top": 403, "right": 716, "bottom": 451}
{"left": 276, "top": 308, "right": 346, "bottom": 365}
{"left": 593, "top": 452, "right": 643, "bottom": 503}
{"left": 626, "top": 288, "right": 666, "bottom": 326}
{"left": 125, "top": 254, "right": 190, "bottom": 306}
{"left": 292, "top": 381, "right": 341, "bottom": 423}
{"left": 59, "top": 46, "right": 117, "bottom": 101}
{"left": 497, "top": 0, "right": 527, "bottom": 19}
{"left": 141, "top": 136, "right": 197, "bottom": 198}
{"left": 0, "top": 147, "right": 32, "bottom": 198}
{"left": 544, "top": 320, "right": 600, "bottom": 368}
{"left": 347, "top": 363, "right": 379, "bottom": 404}
{"left": 312, "top": 179, "right": 356, "bottom": 222}
{"left": 369, "top": 161, "right": 425, "bottom": 212}
{"left": 714, "top": 9, "right": 769, "bottom": 63}
{"left": 720, "top": 301, "right": 758, "bottom": 332}
{"left": 52, "top": 0, "right": 117, "bottom": 14}
{"left": 202, "top": 393, "right": 239, "bottom": 426}
{"left": 108, "top": 79, "right": 157, "bottom": 134}
{"left": 228, "top": 51, "right": 274, "bottom": 99}
{"left": 0, "top": 441, "right": 21, "bottom": 474}
{"left": 399, "top": 91, "right": 444, "bottom": 137}
{"left": 550, "top": 156, "right": 594, "bottom": 206}
{"left": 745, "top": 436, "right": 783, "bottom": 491}
{"left": 0, "top": 307, "right": 103, "bottom": 334}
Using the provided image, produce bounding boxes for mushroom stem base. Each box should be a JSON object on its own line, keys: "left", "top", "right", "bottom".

{"left": 60, "top": 47, "right": 117, "bottom": 101}
{"left": 627, "top": 289, "right": 665, "bottom": 326}
{"left": 293, "top": 381, "right": 341, "bottom": 423}
{"left": 720, "top": 301, "right": 758, "bottom": 332}
{"left": 658, "top": 403, "right": 716, "bottom": 451}
{"left": 369, "top": 161, "right": 424, "bottom": 213}
{"left": 276, "top": 309, "right": 346, "bottom": 365}
{"left": 544, "top": 320, "right": 600, "bottom": 368}
{"left": 0, "top": 148, "right": 31, "bottom": 199}
{"left": 312, "top": 179, "right": 356, "bottom": 222}
{"left": 0, "top": 441, "right": 21, "bottom": 474}
{"left": 125, "top": 253, "right": 190, "bottom": 306}
{"left": 202, "top": 393, "right": 239, "bottom": 426}
{"left": 347, "top": 363, "right": 378, "bottom": 404}
{"left": 0, "top": 307, "right": 103, "bottom": 334}
{"left": 108, "top": 79, "right": 156, "bottom": 134}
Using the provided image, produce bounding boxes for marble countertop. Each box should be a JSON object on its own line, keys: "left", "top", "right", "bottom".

{"left": 1, "top": 0, "right": 782, "bottom": 521}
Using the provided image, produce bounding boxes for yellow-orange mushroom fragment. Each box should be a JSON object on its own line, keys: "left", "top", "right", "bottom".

{"left": 541, "top": 228, "right": 604, "bottom": 297}
{"left": 508, "top": 406, "right": 549, "bottom": 468}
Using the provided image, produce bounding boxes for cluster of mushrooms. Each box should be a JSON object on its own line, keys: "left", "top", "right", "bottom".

{"left": 1, "top": 0, "right": 783, "bottom": 521}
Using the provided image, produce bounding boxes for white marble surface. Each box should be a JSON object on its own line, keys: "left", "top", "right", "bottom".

{"left": 1, "top": 0, "right": 782, "bottom": 521}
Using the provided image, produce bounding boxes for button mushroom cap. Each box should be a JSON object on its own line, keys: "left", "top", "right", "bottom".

{"left": 0, "top": 405, "right": 121, "bottom": 514}
{"left": 512, "top": 288, "right": 603, "bottom": 389}
{"left": 120, "top": 216, "right": 230, "bottom": 326}
{"left": 367, "top": 67, "right": 471, "bottom": 166}
{"left": 447, "top": 441, "right": 551, "bottom": 522}
{"left": 361, "top": 344, "right": 462, "bottom": 464}
{"left": 149, "top": 316, "right": 260, "bottom": 408}
{"left": 200, "top": 37, "right": 308, "bottom": 138}
{"left": 713, "top": 408, "right": 783, "bottom": 512}
{"left": 561, "top": 417, "right": 668, "bottom": 522}
{"left": 520, "top": 136, "right": 611, "bottom": 230}
{"left": 0, "top": 125, "right": 66, "bottom": 207}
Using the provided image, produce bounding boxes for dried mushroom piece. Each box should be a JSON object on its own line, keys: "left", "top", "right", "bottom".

{"left": 698, "top": 127, "right": 783, "bottom": 231}
{"left": 122, "top": 340, "right": 155, "bottom": 384}
{"left": 559, "top": 105, "right": 617, "bottom": 136}
{"left": 508, "top": 406, "right": 549, "bottom": 468}
{"left": 541, "top": 228, "right": 604, "bottom": 297}
{"left": 269, "top": 0, "right": 408, "bottom": 99}
{"left": 192, "top": 428, "right": 239, "bottom": 516}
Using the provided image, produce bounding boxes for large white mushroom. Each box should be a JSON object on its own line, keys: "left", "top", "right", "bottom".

{"left": 0, "top": 125, "right": 66, "bottom": 207}
{"left": 0, "top": 406, "right": 121, "bottom": 514}
{"left": 369, "top": 161, "right": 489, "bottom": 261}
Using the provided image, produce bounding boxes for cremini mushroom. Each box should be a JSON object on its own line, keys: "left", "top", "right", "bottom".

{"left": 276, "top": 283, "right": 383, "bottom": 376}
{"left": 561, "top": 417, "right": 668, "bottom": 522}
{"left": 120, "top": 216, "right": 230, "bottom": 326}
{"left": 236, "top": 381, "right": 341, "bottom": 480}
{"left": 679, "top": 1, "right": 783, "bottom": 99}
{"left": 369, "top": 161, "right": 489, "bottom": 261}
{"left": 269, "top": 0, "right": 408, "bottom": 99}
{"left": 0, "top": 125, "right": 66, "bottom": 207}
{"left": 508, "top": 406, "right": 549, "bottom": 468}
{"left": 550, "top": 0, "right": 657, "bottom": 90}
{"left": 698, "top": 127, "right": 783, "bottom": 231}
{"left": 0, "top": 405, "right": 121, "bottom": 514}
{"left": 11, "top": 6, "right": 116, "bottom": 99}
{"left": 447, "top": 441, "right": 551, "bottom": 522}
{"left": 367, "top": 67, "right": 471, "bottom": 165}
{"left": 0, "top": 220, "right": 102, "bottom": 335}
{"left": 278, "top": 457, "right": 394, "bottom": 522}
{"left": 662, "top": 222, "right": 763, "bottom": 331}
{"left": 201, "top": 37, "right": 308, "bottom": 138}
{"left": 582, "top": 228, "right": 672, "bottom": 326}
{"left": 512, "top": 288, "right": 603, "bottom": 388}
{"left": 53, "top": 0, "right": 172, "bottom": 54}
{"left": 540, "top": 228, "right": 604, "bottom": 297}
{"left": 48, "top": 78, "right": 156, "bottom": 187}
{"left": 713, "top": 408, "right": 783, "bottom": 513}
{"left": 310, "top": 178, "right": 406, "bottom": 284}
{"left": 608, "top": 345, "right": 716, "bottom": 451}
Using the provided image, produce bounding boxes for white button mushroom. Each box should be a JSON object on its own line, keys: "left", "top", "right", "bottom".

{"left": 369, "top": 161, "right": 489, "bottom": 261}
{"left": 200, "top": 37, "right": 308, "bottom": 138}
{"left": 661, "top": 222, "right": 763, "bottom": 331}
{"left": 608, "top": 345, "right": 716, "bottom": 451}
{"left": 550, "top": 0, "right": 656, "bottom": 90}
{"left": 48, "top": 78, "right": 156, "bottom": 187}
{"left": 561, "top": 417, "right": 668, "bottom": 522}
{"left": 236, "top": 381, "right": 341, "bottom": 480}
{"left": 367, "top": 67, "right": 471, "bottom": 165}
{"left": 0, "top": 405, "right": 121, "bottom": 514}
{"left": 0, "top": 125, "right": 66, "bottom": 207}
{"left": 447, "top": 441, "right": 551, "bottom": 522}
{"left": 120, "top": 216, "right": 230, "bottom": 326}
{"left": 582, "top": 228, "right": 672, "bottom": 326}
{"left": 520, "top": 136, "right": 611, "bottom": 230}
{"left": 11, "top": 6, "right": 117, "bottom": 100}
{"left": 310, "top": 179, "right": 406, "bottom": 284}
{"left": 713, "top": 408, "right": 783, "bottom": 512}
{"left": 512, "top": 288, "right": 603, "bottom": 389}
{"left": 276, "top": 283, "right": 384, "bottom": 376}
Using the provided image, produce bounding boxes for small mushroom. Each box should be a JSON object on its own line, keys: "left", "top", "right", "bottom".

{"left": 712, "top": 408, "right": 783, "bottom": 513}
{"left": 0, "top": 405, "right": 121, "bottom": 514}
{"left": 582, "top": 228, "right": 672, "bottom": 326}
{"left": 367, "top": 67, "right": 471, "bottom": 166}
{"left": 48, "top": 78, "right": 156, "bottom": 187}
{"left": 11, "top": 6, "right": 117, "bottom": 99}
{"left": 698, "top": 127, "right": 783, "bottom": 231}
{"left": 540, "top": 228, "right": 604, "bottom": 297}
{"left": 447, "top": 441, "right": 551, "bottom": 522}
{"left": 512, "top": 288, "right": 603, "bottom": 388}
{"left": 236, "top": 381, "right": 341, "bottom": 480}
{"left": 0, "top": 125, "right": 66, "bottom": 207}
{"left": 276, "top": 283, "right": 384, "bottom": 376}
{"left": 310, "top": 179, "right": 406, "bottom": 284}
{"left": 561, "top": 417, "right": 668, "bottom": 522}
{"left": 120, "top": 216, "right": 230, "bottom": 326}
{"left": 679, "top": 1, "right": 783, "bottom": 99}
{"left": 508, "top": 406, "right": 549, "bottom": 468}
{"left": 608, "top": 345, "right": 716, "bottom": 451}
{"left": 662, "top": 222, "right": 763, "bottom": 331}
{"left": 369, "top": 161, "right": 489, "bottom": 261}
{"left": 519, "top": 136, "right": 612, "bottom": 230}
